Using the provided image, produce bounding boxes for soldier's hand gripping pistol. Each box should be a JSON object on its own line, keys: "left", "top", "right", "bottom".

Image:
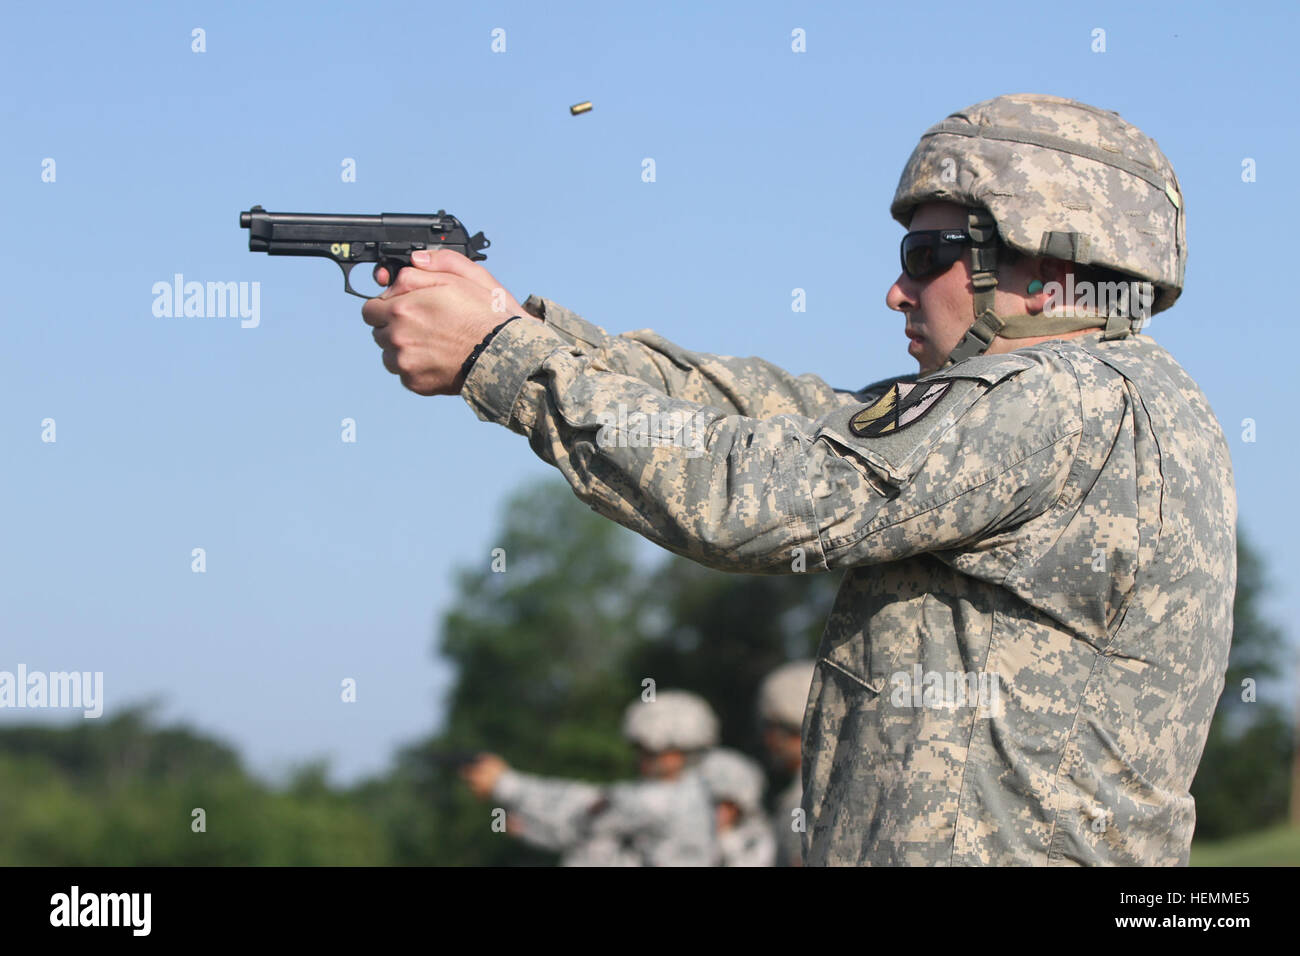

{"left": 239, "top": 205, "right": 490, "bottom": 299}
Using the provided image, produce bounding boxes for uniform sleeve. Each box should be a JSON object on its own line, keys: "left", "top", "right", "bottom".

{"left": 521, "top": 295, "right": 863, "bottom": 417}
{"left": 492, "top": 769, "right": 604, "bottom": 852}
{"left": 463, "top": 320, "right": 1083, "bottom": 574}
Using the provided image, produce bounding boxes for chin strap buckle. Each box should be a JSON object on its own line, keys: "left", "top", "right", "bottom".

{"left": 1101, "top": 308, "right": 1135, "bottom": 340}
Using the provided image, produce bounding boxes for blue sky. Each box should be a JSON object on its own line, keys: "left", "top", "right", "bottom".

{"left": 2, "top": 0, "right": 1296, "bottom": 783}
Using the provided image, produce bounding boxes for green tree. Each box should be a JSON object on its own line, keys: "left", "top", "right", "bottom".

{"left": 1190, "top": 527, "right": 1295, "bottom": 839}
{"left": 0, "top": 705, "right": 388, "bottom": 865}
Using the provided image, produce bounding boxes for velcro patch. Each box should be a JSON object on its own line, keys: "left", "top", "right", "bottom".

{"left": 848, "top": 380, "right": 951, "bottom": 437}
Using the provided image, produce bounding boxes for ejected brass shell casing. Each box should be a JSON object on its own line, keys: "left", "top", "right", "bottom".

{"left": 570, "top": 101, "right": 593, "bottom": 115}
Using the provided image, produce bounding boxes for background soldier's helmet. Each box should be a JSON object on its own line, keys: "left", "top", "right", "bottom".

{"left": 622, "top": 690, "right": 719, "bottom": 753}
{"left": 758, "top": 660, "right": 816, "bottom": 730}
{"left": 890, "top": 93, "right": 1187, "bottom": 315}
{"left": 697, "top": 748, "right": 767, "bottom": 816}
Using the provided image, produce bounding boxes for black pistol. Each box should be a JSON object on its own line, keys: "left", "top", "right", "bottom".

{"left": 240, "top": 206, "right": 490, "bottom": 299}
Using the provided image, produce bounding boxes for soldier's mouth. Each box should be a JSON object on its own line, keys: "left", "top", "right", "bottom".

{"left": 906, "top": 328, "right": 926, "bottom": 358}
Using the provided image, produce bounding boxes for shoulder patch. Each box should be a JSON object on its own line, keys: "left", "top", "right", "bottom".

{"left": 849, "top": 380, "right": 951, "bottom": 437}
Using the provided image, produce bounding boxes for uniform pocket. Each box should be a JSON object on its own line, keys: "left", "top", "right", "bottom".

{"left": 815, "top": 566, "right": 936, "bottom": 695}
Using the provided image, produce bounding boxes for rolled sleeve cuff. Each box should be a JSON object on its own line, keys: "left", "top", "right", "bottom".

{"left": 522, "top": 294, "right": 612, "bottom": 349}
{"left": 461, "top": 316, "right": 569, "bottom": 427}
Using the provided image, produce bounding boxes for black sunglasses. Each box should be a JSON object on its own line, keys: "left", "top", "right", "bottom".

{"left": 900, "top": 229, "right": 972, "bottom": 280}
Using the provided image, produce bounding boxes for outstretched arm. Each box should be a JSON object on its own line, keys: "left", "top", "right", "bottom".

{"left": 361, "top": 252, "right": 1076, "bottom": 575}
{"left": 518, "top": 295, "right": 866, "bottom": 418}
{"left": 490, "top": 769, "right": 605, "bottom": 853}
{"left": 462, "top": 319, "right": 1079, "bottom": 574}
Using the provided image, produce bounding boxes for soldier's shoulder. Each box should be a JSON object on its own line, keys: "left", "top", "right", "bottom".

{"left": 927, "top": 346, "right": 1084, "bottom": 419}
{"left": 933, "top": 345, "right": 1077, "bottom": 386}
{"left": 1029, "top": 332, "right": 1198, "bottom": 397}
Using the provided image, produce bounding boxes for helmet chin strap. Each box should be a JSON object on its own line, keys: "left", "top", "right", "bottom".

{"left": 942, "top": 208, "right": 1004, "bottom": 367}
{"left": 940, "top": 208, "right": 1135, "bottom": 369}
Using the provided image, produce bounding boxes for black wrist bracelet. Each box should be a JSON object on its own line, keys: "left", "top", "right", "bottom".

{"left": 459, "top": 316, "right": 521, "bottom": 383}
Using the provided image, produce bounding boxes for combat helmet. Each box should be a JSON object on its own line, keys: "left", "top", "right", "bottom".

{"left": 891, "top": 93, "right": 1186, "bottom": 364}
{"left": 758, "top": 660, "right": 816, "bottom": 730}
{"left": 697, "top": 748, "right": 767, "bottom": 816}
{"left": 622, "top": 690, "right": 719, "bottom": 753}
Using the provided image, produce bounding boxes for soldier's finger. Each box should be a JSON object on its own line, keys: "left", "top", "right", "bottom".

{"left": 382, "top": 265, "right": 456, "bottom": 299}
{"left": 407, "top": 247, "right": 507, "bottom": 295}
{"left": 361, "top": 295, "right": 397, "bottom": 328}
{"left": 373, "top": 261, "right": 459, "bottom": 296}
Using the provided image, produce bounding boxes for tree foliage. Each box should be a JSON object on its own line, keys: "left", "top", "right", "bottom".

{"left": 1190, "top": 528, "right": 1295, "bottom": 839}
{"left": 0, "top": 704, "right": 386, "bottom": 865}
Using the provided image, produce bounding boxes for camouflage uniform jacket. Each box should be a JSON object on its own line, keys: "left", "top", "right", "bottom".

{"left": 493, "top": 767, "right": 715, "bottom": 867}
{"left": 464, "top": 296, "right": 1237, "bottom": 866}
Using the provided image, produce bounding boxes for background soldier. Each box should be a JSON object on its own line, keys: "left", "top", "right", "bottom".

{"left": 366, "top": 93, "right": 1236, "bottom": 866}
{"left": 461, "top": 690, "right": 718, "bottom": 866}
{"left": 759, "top": 660, "right": 815, "bottom": 867}
{"left": 697, "top": 747, "right": 776, "bottom": 866}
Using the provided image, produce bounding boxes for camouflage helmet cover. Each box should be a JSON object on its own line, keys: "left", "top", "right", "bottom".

{"left": 758, "top": 660, "right": 816, "bottom": 729}
{"left": 697, "top": 748, "right": 767, "bottom": 815}
{"left": 622, "top": 690, "right": 719, "bottom": 753}
{"left": 890, "top": 93, "right": 1186, "bottom": 314}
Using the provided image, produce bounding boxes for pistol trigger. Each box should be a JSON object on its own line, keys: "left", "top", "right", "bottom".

{"left": 381, "top": 253, "right": 413, "bottom": 286}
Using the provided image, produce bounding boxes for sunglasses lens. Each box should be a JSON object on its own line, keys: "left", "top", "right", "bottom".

{"left": 902, "top": 235, "right": 937, "bottom": 278}
{"left": 901, "top": 230, "right": 969, "bottom": 279}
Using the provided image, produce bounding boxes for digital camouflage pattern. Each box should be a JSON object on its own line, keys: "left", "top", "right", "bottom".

{"left": 464, "top": 294, "right": 1236, "bottom": 866}
{"left": 891, "top": 93, "right": 1187, "bottom": 314}
{"left": 493, "top": 766, "right": 716, "bottom": 866}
